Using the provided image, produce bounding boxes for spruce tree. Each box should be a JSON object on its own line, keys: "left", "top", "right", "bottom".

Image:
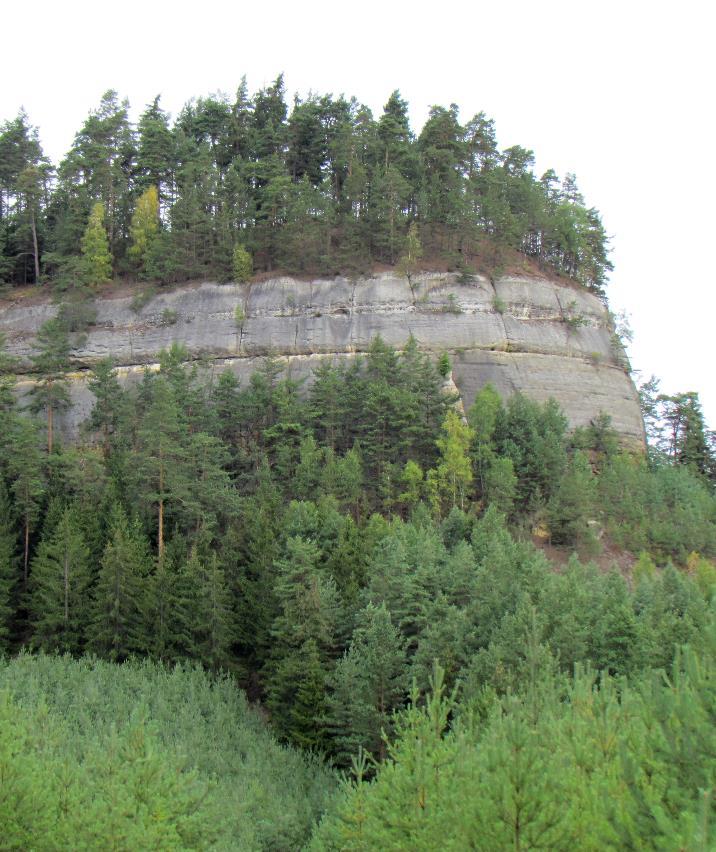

{"left": 326, "top": 603, "right": 407, "bottom": 764}
{"left": 87, "top": 505, "right": 149, "bottom": 661}
{"left": 547, "top": 450, "right": 596, "bottom": 545}
{"left": 87, "top": 357, "right": 127, "bottom": 459}
{"left": 0, "top": 481, "right": 17, "bottom": 650}
{"left": 6, "top": 418, "right": 44, "bottom": 583}
{"left": 28, "top": 318, "right": 72, "bottom": 454}
{"left": 265, "top": 535, "right": 341, "bottom": 744}
{"left": 184, "top": 550, "right": 233, "bottom": 670}
{"left": 136, "top": 95, "right": 174, "bottom": 204}
{"left": 28, "top": 506, "right": 90, "bottom": 653}
{"left": 0, "top": 333, "right": 19, "bottom": 442}
{"left": 144, "top": 548, "right": 193, "bottom": 663}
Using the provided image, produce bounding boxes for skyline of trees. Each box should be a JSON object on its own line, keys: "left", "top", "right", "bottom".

{"left": 0, "top": 80, "right": 613, "bottom": 292}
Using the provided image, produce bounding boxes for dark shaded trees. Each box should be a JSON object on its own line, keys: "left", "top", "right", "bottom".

{"left": 28, "top": 318, "right": 72, "bottom": 453}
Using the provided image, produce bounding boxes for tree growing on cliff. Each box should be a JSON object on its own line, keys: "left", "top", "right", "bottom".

{"left": 128, "top": 186, "right": 159, "bottom": 277}
{"left": 396, "top": 221, "right": 422, "bottom": 299}
{"left": 659, "top": 392, "right": 713, "bottom": 478}
{"left": 232, "top": 245, "right": 253, "bottom": 282}
{"left": 80, "top": 202, "right": 113, "bottom": 286}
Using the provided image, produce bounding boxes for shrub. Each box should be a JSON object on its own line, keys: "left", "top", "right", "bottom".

{"left": 232, "top": 245, "right": 253, "bottom": 283}
{"left": 492, "top": 295, "right": 506, "bottom": 314}
{"left": 443, "top": 293, "right": 462, "bottom": 314}
{"left": 130, "top": 287, "right": 156, "bottom": 313}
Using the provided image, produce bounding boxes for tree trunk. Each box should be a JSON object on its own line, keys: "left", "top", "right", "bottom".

{"left": 47, "top": 404, "right": 53, "bottom": 455}
{"left": 158, "top": 498, "right": 164, "bottom": 560}
{"left": 23, "top": 518, "right": 30, "bottom": 584}
{"left": 30, "top": 209, "right": 40, "bottom": 284}
{"left": 64, "top": 550, "right": 69, "bottom": 623}
{"left": 158, "top": 454, "right": 164, "bottom": 559}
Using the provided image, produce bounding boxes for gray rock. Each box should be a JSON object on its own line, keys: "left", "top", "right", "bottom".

{"left": 0, "top": 272, "right": 644, "bottom": 447}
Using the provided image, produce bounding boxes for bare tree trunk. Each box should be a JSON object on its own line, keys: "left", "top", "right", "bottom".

{"left": 24, "top": 519, "right": 30, "bottom": 584}
{"left": 31, "top": 209, "right": 40, "bottom": 284}
{"left": 47, "top": 405, "right": 53, "bottom": 455}
{"left": 158, "top": 458, "right": 164, "bottom": 560}
{"left": 64, "top": 550, "right": 69, "bottom": 623}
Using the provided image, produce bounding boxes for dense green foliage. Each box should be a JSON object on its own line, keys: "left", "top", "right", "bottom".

{"left": 312, "top": 636, "right": 716, "bottom": 850}
{"left": 0, "top": 654, "right": 335, "bottom": 850}
{"left": 1, "top": 82, "right": 611, "bottom": 291}
{"left": 1, "top": 327, "right": 715, "bottom": 847}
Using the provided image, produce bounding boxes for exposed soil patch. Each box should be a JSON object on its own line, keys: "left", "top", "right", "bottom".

{"left": 533, "top": 535, "right": 638, "bottom": 579}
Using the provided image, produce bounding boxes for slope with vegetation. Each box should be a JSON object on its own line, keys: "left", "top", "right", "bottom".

{"left": 1, "top": 80, "right": 715, "bottom": 851}
{"left": 0, "top": 326, "right": 716, "bottom": 848}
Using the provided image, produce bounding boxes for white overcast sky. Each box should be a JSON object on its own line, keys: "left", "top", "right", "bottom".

{"left": 3, "top": 0, "right": 714, "bottom": 424}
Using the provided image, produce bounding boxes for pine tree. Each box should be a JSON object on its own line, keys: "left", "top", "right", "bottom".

{"left": 134, "top": 376, "right": 190, "bottom": 559}
{"left": 28, "top": 506, "right": 91, "bottom": 653}
{"left": 479, "top": 697, "right": 575, "bottom": 850}
{"left": 80, "top": 201, "right": 113, "bottom": 286}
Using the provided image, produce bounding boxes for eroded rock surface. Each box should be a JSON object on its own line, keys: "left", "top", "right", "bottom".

{"left": 0, "top": 272, "right": 644, "bottom": 446}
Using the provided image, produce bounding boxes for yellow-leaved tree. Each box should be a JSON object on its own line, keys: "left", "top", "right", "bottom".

{"left": 432, "top": 409, "right": 475, "bottom": 512}
{"left": 80, "top": 202, "right": 113, "bottom": 286}
{"left": 129, "top": 186, "right": 159, "bottom": 276}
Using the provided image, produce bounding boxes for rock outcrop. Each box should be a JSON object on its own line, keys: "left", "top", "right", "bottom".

{"left": 0, "top": 272, "right": 645, "bottom": 446}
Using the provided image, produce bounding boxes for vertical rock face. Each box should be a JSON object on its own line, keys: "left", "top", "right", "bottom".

{"left": 0, "top": 272, "right": 645, "bottom": 447}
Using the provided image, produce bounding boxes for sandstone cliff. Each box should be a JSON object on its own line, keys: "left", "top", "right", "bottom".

{"left": 0, "top": 272, "right": 645, "bottom": 446}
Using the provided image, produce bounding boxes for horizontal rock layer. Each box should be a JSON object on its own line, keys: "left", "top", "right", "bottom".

{"left": 1, "top": 272, "right": 645, "bottom": 447}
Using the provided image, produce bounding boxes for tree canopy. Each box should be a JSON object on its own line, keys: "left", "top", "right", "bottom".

{"left": 1, "top": 83, "right": 612, "bottom": 292}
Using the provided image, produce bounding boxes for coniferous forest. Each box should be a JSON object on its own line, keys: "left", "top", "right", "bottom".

{"left": 0, "top": 82, "right": 715, "bottom": 850}
{"left": 1, "top": 77, "right": 611, "bottom": 293}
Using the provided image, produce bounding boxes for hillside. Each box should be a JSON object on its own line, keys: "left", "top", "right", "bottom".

{"left": 2, "top": 80, "right": 716, "bottom": 851}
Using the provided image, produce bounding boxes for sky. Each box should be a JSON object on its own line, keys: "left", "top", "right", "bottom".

{"left": 3, "top": 0, "right": 714, "bottom": 424}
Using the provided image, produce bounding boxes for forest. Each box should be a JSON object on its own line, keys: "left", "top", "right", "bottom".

{"left": 1, "top": 80, "right": 715, "bottom": 850}
{"left": 0, "top": 327, "right": 715, "bottom": 848}
{"left": 1, "top": 77, "right": 611, "bottom": 294}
